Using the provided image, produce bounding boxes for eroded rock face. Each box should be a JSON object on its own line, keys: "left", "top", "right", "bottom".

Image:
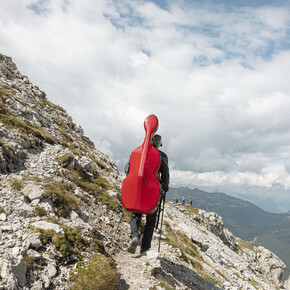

{"left": 257, "top": 247, "right": 286, "bottom": 287}
{"left": 162, "top": 203, "right": 288, "bottom": 289}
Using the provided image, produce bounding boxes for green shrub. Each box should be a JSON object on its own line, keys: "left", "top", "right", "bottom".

{"left": 38, "top": 229, "right": 55, "bottom": 245}
{"left": 35, "top": 206, "right": 47, "bottom": 217}
{"left": 56, "top": 153, "right": 75, "bottom": 168}
{"left": 10, "top": 179, "right": 24, "bottom": 191}
{"left": 237, "top": 239, "right": 256, "bottom": 252}
{"left": 71, "top": 254, "right": 118, "bottom": 290}
{"left": 23, "top": 254, "right": 35, "bottom": 270}
{"left": 47, "top": 216, "right": 58, "bottom": 224}
{"left": 158, "top": 279, "right": 174, "bottom": 290}
{"left": 0, "top": 86, "right": 12, "bottom": 97}
{"left": 122, "top": 210, "right": 131, "bottom": 224}
{"left": 250, "top": 279, "right": 260, "bottom": 288}
{"left": 61, "top": 141, "right": 70, "bottom": 148}
{"left": 66, "top": 170, "right": 121, "bottom": 212}
{"left": 37, "top": 225, "right": 88, "bottom": 258}
{"left": 0, "top": 86, "right": 11, "bottom": 114}
{"left": 43, "top": 181, "right": 79, "bottom": 217}
{"left": 185, "top": 205, "right": 200, "bottom": 215}
{"left": 90, "top": 156, "right": 110, "bottom": 172}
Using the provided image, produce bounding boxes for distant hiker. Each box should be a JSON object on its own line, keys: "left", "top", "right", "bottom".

{"left": 175, "top": 197, "right": 178, "bottom": 204}
{"left": 190, "top": 198, "right": 192, "bottom": 207}
{"left": 182, "top": 197, "right": 185, "bottom": 205}
{"left": 125, "top": 134, "right": 169, "bottom": 254}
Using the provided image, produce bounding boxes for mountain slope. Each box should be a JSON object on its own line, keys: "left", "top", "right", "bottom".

{"left": 1, "top": 53, "right": 290, "bottom": 289}
{"left": 167, "top": 187, "right": 290, "bottom": 280}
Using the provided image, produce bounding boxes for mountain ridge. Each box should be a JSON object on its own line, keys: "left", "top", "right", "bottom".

{"left": 193, "top": 183, "right": 290, "bottom": 213}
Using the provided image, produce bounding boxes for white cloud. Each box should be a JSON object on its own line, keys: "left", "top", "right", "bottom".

{"left": 1, "top": 0, "right": 290, "bottom": 193}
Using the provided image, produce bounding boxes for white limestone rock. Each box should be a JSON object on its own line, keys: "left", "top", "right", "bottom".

{"left": 11, "top": 247, "right": 26, "bottom": 258}
{"left": 0, "top": 261, "right": 18, "bottom": 290}
{"left": 23, "top": 233, "right": 42, "bottom": 250}
{"left": 68, "top": 209, "right": 80, "bottom": 220}
{"left": 31, "top": 198, "right": 40, "bottom": 206}
{"left": 18, "top": 202, "right": 34, "bottom": 217}
{"left": 257, "top": 246, "right": 286, "bottom": 287}
{"left": 31, "top": 280, "right": 43, "bottom": 290}
{"left": 284, "top": 276, "right": 290, "bottom": 290}
{"left": 41, "top": 264, "right": 57, "bottom": 288}
{"left": 27, "top": 249, "right": 41, "bottom": 260}
{"left": 22, "top": 184, "right": 43, "bottom": 201}
{"left": 0, "top": 225, "right": 13, "bottom": 231}
{"left": 0, "top": 212, "right": 7, "bottom": 221}
{"left": 32, "top": 221, "right": 64, "bottom": 234}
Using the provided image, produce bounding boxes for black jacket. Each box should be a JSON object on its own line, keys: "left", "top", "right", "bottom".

{"left": 158, "top": 149, "right": 170, "bottom": 193}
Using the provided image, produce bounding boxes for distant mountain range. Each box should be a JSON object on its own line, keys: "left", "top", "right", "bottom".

{"left": 167, "top": 187, "right": 290, "bottom": 280}
{"left": 193, "top": 183, "right": 290, "bottom": 213}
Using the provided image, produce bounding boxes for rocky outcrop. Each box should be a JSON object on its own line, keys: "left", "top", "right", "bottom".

{"left": 162, "top": 203, "right": 288, "bottom": 289}
{"left": 1, "top": 53, "right": 289, "bottom": 289}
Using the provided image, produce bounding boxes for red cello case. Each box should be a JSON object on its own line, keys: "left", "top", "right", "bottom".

{"left": 121, "top": 115, "right": 161, "bottom": 214}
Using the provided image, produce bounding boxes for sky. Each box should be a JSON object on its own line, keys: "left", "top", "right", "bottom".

{"left": 1, "top": 0, "right": 290, "bottom": 201}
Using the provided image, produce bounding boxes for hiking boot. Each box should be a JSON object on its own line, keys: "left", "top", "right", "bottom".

{"left": 140, "top": 251, "right": 147, "bottom": 256}
{"left": 127, "top": 237, "right": 139, "bottom": 254}
{"left": 140, "top": 247, "right": 149, "bottom": 255}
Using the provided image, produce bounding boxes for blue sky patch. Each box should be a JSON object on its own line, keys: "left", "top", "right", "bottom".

{"left": 27, "top": 0, "right": 49, "bottom": 15}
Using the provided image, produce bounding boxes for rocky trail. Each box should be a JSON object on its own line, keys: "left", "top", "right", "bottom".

{"left": 113, "top": 221, "right": 221, "bottom": 290}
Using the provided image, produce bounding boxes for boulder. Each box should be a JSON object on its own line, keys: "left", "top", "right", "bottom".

{"left": 22, "top": 184, "right": 43, "bottom": 201}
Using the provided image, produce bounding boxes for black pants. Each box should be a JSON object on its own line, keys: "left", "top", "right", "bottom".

{"left": 130, "top": 210, "right": 157, "bottom": 252}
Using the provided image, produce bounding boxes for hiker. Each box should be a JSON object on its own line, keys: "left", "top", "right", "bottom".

{"left": 190, "top": 198, "right": 192, "bottom": 207}
{"left": 126, "top": 134, "right": 169, "bottom": 254}
{"left": 182, "top": 197, "right": 185, "bottom": 205}
{"left": 175, "top": 197, "right": 178, "bottom": 204}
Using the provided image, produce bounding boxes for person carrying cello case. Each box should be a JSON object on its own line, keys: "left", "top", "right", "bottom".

{"left": 121, "top": 115, "right": 169, "bottom": 255}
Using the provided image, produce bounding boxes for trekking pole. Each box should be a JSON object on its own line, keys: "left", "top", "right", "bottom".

{"left": 155, "top": 197, "right": 162, "bottom": 231}
{"left": 114, "top": 210, "right": 124, "bottom": 239}
{"left": 158, "top": 190, "right": 166, "bottom": 253}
